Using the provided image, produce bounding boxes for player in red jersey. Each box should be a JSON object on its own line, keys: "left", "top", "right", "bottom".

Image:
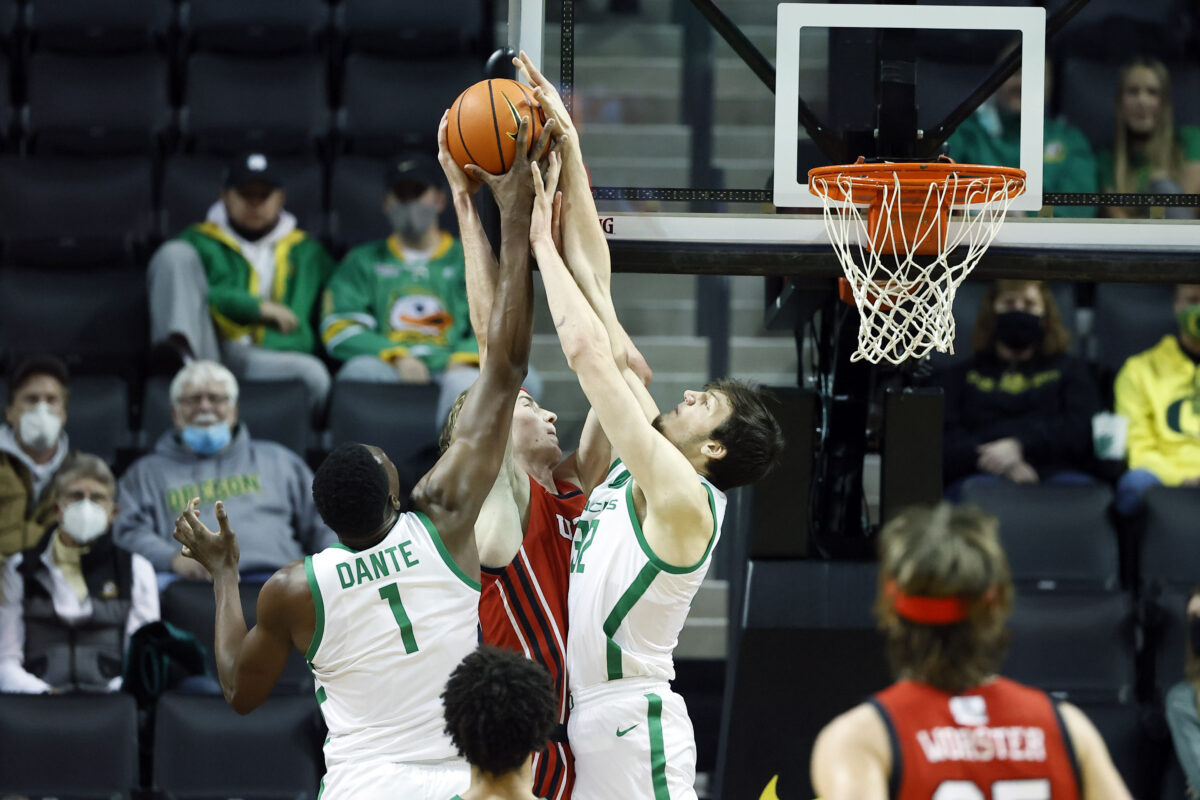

{"left": 435, "top": 102, "right": 649, "bottom": 800}
{"left": 812, "top": 503, "right": 1131, "bottom": 800}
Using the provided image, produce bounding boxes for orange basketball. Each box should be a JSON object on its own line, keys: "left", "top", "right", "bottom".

{"left": 447, "top": 78, "right": 547, "bottom": 176}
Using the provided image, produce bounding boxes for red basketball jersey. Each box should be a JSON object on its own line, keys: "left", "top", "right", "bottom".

{"left": 870, "top": 678, "right": 1081, "bottom": 800}
{"left": 479, "top": 475, "right": 585, "bottom": 800}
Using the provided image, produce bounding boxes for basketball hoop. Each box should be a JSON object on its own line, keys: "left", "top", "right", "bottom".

{"left": 809, "top": 158, "right": 1026, "bottom": 365}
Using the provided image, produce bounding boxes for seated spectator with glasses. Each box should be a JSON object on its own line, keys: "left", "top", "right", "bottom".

{"left": 0, "top": 454, "right": 158, "bottom": 693}
{"left": 1, "top": 355, "right": 76, "bottom": 563}
{"left": 113, "top": 361, "right": 334, "bottom": 589}
{"left": 147, "top": 153, "right": 336, "bottom": 414}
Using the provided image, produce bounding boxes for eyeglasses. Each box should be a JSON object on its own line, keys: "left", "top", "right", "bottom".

{"left": 177, "top": 393, "right": 231, "bottom": 408}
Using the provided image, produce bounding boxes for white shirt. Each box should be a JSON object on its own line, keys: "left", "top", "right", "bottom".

{"left": 0, "top": 537, "right": 160, "bottom": 693}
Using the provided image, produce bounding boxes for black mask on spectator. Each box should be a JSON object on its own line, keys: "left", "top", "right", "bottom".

{"left": 1189, "top": 616, "right": 1200, "bottom": 656}
{"left": 994, "top": 311, "right": 1043, "bottom": 351}
{"left": 229, "top": 218, "right": 274, "bottom": 243}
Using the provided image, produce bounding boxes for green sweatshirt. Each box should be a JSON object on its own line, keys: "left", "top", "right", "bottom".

{"left": 947, "top": 106, "right": 1098, "bottom": 218}
{"left": 1096, "top": 125, "right": 1200, "bottom": 194}
{"left": 320, "top": 233, "right": 480, "bottom": 373}
{"left": 176, "top": 223, "right": 335, "bottom": 354}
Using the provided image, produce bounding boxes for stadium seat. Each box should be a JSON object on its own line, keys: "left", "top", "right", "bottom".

{"left": 1059, "top": 58, "right": 1120, "bottom": 152}
{"left": 184, "top": 0, "right": 328, "bottom": 55}
{"left": 0, "top": 156, "right": 155, "bottom": 267}
{"left": 0, "top": 56, "right": 11, "bottom": 152}
{"left": 328, "top": 155, "right": 391, "bottom": 248}
{"left": 161, "top": 579, "right": 314, "bottom": 692}
{"left": 65, "top": 375, "right": 133, "bottom": 465}
{"left": 0, "top": 692, "right": 139, "bottom": 797}
{"left": 1141, "top": 486, "right": 1200, "bottom": 589}
{"left": 1146, "top": 584, "right": 1190, "bottom": 700}
{"left": 1092, "top": 283, "right": 1177, "bottom": 377}
{"left": 24, "top": 51, "right": 170, "bottom": 155}
{"left": 339, "top": 54, "right": 480, "bottom": 156}
{"left": 1174, "top": 62, "right": 1200, "bottom": 127}
{"left": 1004, "top": 589, "right": 1136, "bottom": 701}
{"left": 154, "top": 691, "right": 322, "bottom": 798}
{"left": 161, "top": 153, "right": 327, "bottom": 238}
{"left": 327, "top": 380, "right": 441, "bottom": 489}
{"left": 0, "top": 267, "right": 149, "bottom": 378}
{"left": 183, "top": 52, "right": 329, "bottom": 155}
{"left": 339, "top": 0, "right": 484, "bottom": 57}
{"left": 141, "top": 376, "right": 312, "bottom": 457}
{"left": 25, "top": 0, "right": 172, "bottom": 54}
{"left": 959, "top": 481, "right": 1119, "bottom": 591}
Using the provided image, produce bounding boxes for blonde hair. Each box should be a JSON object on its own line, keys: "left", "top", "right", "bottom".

{"left": 875, "top": 503, "right": 1014, "bottom": 693}
{"left": 971, "top": 280, "right": 1071, "bottom": 357}
{"left": 1112, "top": 57, "right": 1182, "bottom": 194}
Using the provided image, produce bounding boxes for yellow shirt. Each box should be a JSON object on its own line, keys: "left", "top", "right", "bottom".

{"left": 1114, "top": 335, "right": 1200, "bottom": 485}
{"left": 50, "top": 531, "right": 90, "bottom": 602}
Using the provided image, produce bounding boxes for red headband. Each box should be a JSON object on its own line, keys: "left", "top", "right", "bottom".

{"left": 885, "top": 579, "right": 970, "bottom": 625}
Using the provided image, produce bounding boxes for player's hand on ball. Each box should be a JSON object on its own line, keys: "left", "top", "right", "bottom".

{"left": 465, "top": 116, "right": 555, "bottom": 220}
{"left": 173, "top": 499, "right": 241, "bottom": 577}
{"left": 513, "top": 50, "right": 577, "bottom": 143}
{"left": 437, "top": 111, "right": 480, "bottom": 198}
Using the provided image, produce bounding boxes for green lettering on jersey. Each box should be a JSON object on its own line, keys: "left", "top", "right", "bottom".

{"left": 355, "top": 558, "right": 374, "bottom": 583}
{"left": 384, "top": 546, "right": 403, "bottom": 571}
{"left": 399, "top": 540, "right": 419, "bottom": 567}
{"left": 369, "top": 552, "right": 391, "bottom": 579}
{"left": 336, "top": 562, "right": 354, "bottom": 589}
{"left": 571, "top": 519, "right": 600, "bottom": 573}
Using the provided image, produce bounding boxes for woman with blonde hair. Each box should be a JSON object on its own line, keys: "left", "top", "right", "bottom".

{"left": 811, "top": 503, "right": 1131, "bottom": 800}
{"left": 933, "top": 280, "right": 1099, "bottom": 498}
{"left": 1099, "top": 57, "right": 1200, "bottom": 219}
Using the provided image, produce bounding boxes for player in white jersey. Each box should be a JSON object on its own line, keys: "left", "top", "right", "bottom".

{"left": 170, "top": 114, "right": 553, "bottom": 800}
{"left": 520, "top": 56, "right": 786, "bottom": 798}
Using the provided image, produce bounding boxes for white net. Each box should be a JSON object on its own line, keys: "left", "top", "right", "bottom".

{"left": 812, "top": 168, "right": 1025, "bottom": 365}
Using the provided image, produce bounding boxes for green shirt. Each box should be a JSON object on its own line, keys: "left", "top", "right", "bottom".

{"left": 1096, "top": 125, "right": 1200, "bottom": 193}
{"left": 321, "top": 233, "right": 480, "bottom": 373}
{"left": 947, "top": 105, "right": 1098, "bottom": 218}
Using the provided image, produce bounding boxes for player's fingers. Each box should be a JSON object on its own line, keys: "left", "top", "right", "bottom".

{"left": 544, "top": 151, "right": 563, "bottom": 197}
{"left": 216, "top": 501, "right": 234, "bottom": 538}
{"left": 437, "top": 112, "right": 451, "bottom": 153}
{"left": 514, "top": 113, "right": 532, "bottom": 155}
{"left": 531, "top": 117, "right": 555, "bottom": 161}
{"left": 462, "top": 164, "right": 494, "bottom": 185}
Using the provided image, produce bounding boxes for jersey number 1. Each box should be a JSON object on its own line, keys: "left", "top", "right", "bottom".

{"left": 933, "top": 779, "right": 1050, "bottom": 800}
{"left": 378, "top": 583, "right": 419, "bottom": 654}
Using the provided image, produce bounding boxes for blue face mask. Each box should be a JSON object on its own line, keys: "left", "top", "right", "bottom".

{"left": 181, "top": 422, "right": 232, "bottom": 455}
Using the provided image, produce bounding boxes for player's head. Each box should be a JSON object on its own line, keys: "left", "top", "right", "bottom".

{"left": 651, "top": 379, "right": 783, "bottom": 491}
{"left": 875, "top": 503, "right": 1013, "bottom": 694}
{"left": 439, "top": 388, "right": 561, "bottom": 468}
{"left": 442, "top": 646, "right": 558, "bottom": 778}
{"left": 971, "top": 280, "right": 1070, "bottom": 357}
{"left": 312, "top": 442, "right": 404, "bottom": 544}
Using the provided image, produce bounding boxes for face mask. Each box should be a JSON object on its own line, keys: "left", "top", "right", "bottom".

{"left": 181, "top": 422, "right": 232, "bottom": 455}
{"left": 61, "top": 499, "right": 110, "bottom": 544}
{"left": 994, "top": 310, "right": 1044, "bottom": 351}
{"left": 1177, "top": 303, "right": 1200, "bottom": 340}
{"left": 386, "top": 201, "right": 438, "bottom": 241}
{"left": 18, "top": 402, "right": 63, "bottom": 450}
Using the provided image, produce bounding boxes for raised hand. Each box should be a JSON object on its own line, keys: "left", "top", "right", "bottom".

{"left": 530, "top": 152, "right": 563, "bottom": 247}
{"left": 513, "top": 50, "right": 576, "bottom": 143}
{"left": 436, "top": 110, "right": 480, "bottom": 198}
{"left": 463, "top": 115, "right": 556, "bottom": 222}
{"left": 173, "top": 499, "right": 241, "bottom": 579}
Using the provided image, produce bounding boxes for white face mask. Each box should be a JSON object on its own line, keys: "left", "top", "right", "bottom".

{"left": 18, "top": 402, "right": 63, "bottom": 451}
{"left": 61, "top": 499, "right": 110, "bottom": 544}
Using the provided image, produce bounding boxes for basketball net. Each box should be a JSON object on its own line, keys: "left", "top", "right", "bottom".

{"left": 810, "top": 161, "right": 1026, "bottom": 365}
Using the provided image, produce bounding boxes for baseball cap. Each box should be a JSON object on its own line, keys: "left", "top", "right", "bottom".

{"left": 384, "top": 152, "right": 442, "bottom": 193}
{"left": 7, "top": 354, "right": 69, "bottom": 403}
{"left": 224, "top": 153, "right": 283, "bottom": 190}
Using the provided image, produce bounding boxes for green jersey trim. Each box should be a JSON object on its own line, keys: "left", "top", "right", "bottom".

{"left": 625, "top": 481, "right": 719, "bottom": 575}
{"left": 304, "top": 555, "right": 326, "bottom": 663}
{"left": 417, "top": 511, "right": 482, "bottom": 591}
{"left": 603, "top": 561, "right": 660, "bottom": 681}
{"left": 646, "top": 692, "right": 671, "bottom": 799}
{"left": 607, "top": 457, "right": 623, "bottom": 475}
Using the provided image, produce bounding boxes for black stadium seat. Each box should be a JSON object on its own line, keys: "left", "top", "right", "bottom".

{"left": 327, "top": 381, "right": 441, "bottom": 489}
{"left": 1059, "top": 58, "right": 1121, "bottom": 152}
{"left": 328, "top": 154, "right": 391, "bottom": 248}
{"left": 24, "top": 51, "right": 170, "bottom": 155}
{"left": 25, "top": 0, "right": 172, "bottom": 54}
{"left": 1092, "top": 283, "right": 1177, "bottom": 377}
{"left": 183, "top": 52, "right": 329, "bottom": 155}
{"left": 339, "top": 54, "right": 480, "bottom": 156}
{"left": 0, "top": 156, "right": 155, "bottom": 267}
{"left": 185, "top": 0, "right": 328, "bottom": 55}
{"left": 1141, "top": 487, "right": 1200, "bottom": 589}
{"left": 161, "top": 153, "right": 327, "bottom": 238}
{"left": 340, "top": 0, "right": 484, "bottom": 57}
{"left": 154, "top": 691, "right": 322, "bottom": 799}
{"left": 65, "top": 375, "right": 132, "bottom": 465}
{"left": 959, "top": 482, "right": 1119, "bottom": 591}
{"left": 0, "top": 693, "right": 139, "bottom": 798}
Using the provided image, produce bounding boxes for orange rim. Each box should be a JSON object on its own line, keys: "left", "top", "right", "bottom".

{"left": 808, "top": 160, "right": 1026, "bottom": 205}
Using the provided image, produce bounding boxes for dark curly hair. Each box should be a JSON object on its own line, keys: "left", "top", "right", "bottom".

{"left": 702, "top": 379, "right": 784, "bottom": 491}
{"left": 312, "top": 443, "right": 391, "bottom": 540}
{"left": 442, "top": 646, "right": 557, "bottom": 776}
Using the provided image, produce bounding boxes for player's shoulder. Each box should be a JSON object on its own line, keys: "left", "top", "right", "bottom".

{"left": 815, "top": 701, "right": 890, "bottom": 761}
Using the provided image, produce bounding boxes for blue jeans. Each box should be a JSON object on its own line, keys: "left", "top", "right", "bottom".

{"left": 1114, "top": 468, "right": 1163, "bottom": 517}
{"left": 946, "top": 469, "right": 1097, "bottom": 503}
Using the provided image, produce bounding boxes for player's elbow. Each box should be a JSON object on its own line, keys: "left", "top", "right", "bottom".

{"left": 562, "top": 335, "right": 607, "bottom": 373}
{"left": 226, "top": 687, "right": 264, "bottom": 716}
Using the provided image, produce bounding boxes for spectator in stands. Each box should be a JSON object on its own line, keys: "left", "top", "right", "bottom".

{"left": 147, "top": 153, "right": 335, "bottom": 413}
{"left": 934, "top": 280, "right": 1099, "bottom": 498}
{"left": 320, "top": 153, "right": 485, "bottom": 425}
{"left": 1, "top": 356, "right": 75, "bottom": 562}
{"left": 1112, "top": 284, "right": 1200, "bottom": 515}
{"left": 1166, "top": 588, "right": 1200, "bottom": 795}
{"left": 1099, "top": 57, "right": 1200, "bottom": 220}
{"left": 442, "top": 646, "right": 558, "bottom": 800}
{"left": 948, "top": 51, "right": 1097, "bottom": 218}
{"left": 113, "top": 361, "right": 333, "bottom": 589}
{"left": 0, "top": 455, "right": 158, "bottom": 693}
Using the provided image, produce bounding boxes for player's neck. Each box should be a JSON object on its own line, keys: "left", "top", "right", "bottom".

{"left": 462, "top": 760, "right": 538, "bottom": 800}
{"left": 515, "top": 452, "right": 557, "bottom": 495}
{"left": 338, "top": 508, "right": 400, "bottom": 551}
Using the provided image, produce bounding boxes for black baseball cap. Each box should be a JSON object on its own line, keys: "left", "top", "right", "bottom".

{"left": 7, "top": 354, "right": 69, "bottom": 403}
{"left": 384, "top": 152, "right": 442, "bottom": 193}
{"left": 224, "top": 153, "right": 283, "bottom": 190}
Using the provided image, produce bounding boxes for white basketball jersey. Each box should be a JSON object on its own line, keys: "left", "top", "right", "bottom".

{"left": 566, "top": 460, "right": 726, "bottom": 692}
{"left": 304, "top": 511, "right": 480, "bottom": 767}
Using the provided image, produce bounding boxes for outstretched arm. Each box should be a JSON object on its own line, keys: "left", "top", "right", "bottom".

{"left": 810, "top": 704, "right": 892, "bottom": 800}
{"left": 412, "top": 115, "right": 552, "bottom": 577}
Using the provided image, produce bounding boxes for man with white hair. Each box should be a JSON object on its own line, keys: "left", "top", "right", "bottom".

{"left": 113, "top": 361, "right": 334, "bottom": 588}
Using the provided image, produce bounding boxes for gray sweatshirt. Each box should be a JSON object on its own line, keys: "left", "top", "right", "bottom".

{"left": 113, "top": 424, "right": 336, "bottom": 572}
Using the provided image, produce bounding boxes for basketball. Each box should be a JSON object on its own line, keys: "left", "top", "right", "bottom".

{"left": 447, "top": 78, "right": 548, "bottom": 176}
